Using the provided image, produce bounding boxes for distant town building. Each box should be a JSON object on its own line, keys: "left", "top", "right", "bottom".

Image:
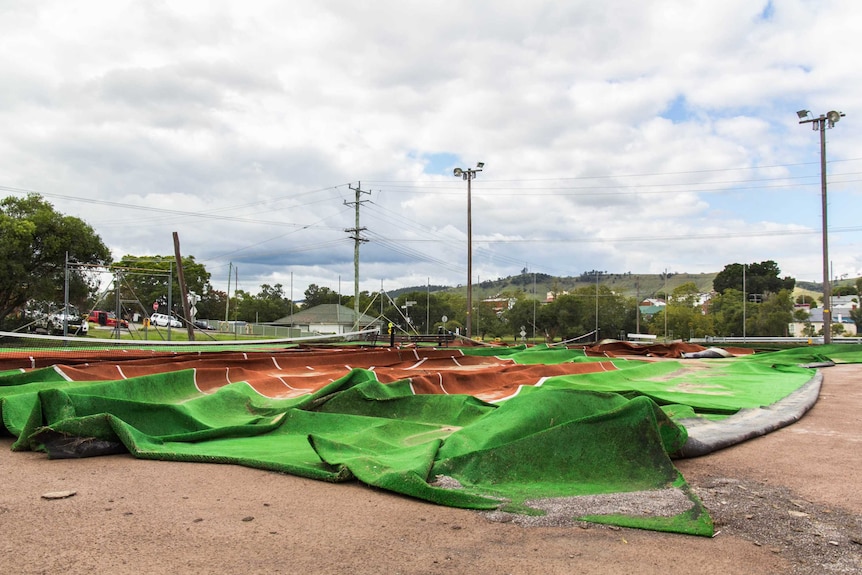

{"left": 271, "top": 304, "right": 383, "bottom": 335}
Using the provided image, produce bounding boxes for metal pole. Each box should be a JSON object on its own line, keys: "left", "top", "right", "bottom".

{"left": 63, "top": 252, "right": 70, "bottom": 337}
{"left": 663, "top": 269, "right": 668, "bottom": 341}
{"left": 532, "top": 272, "right": 536, "bottom": 342}
{"left": 453, "top": 163, "right": 483, "bottom": 338}
{"left": 819, "top": 117, "right": 832, "bottom": 344}
{"left": 743, "top": 264, "right": 746, "bottom": 342}
{"left": 168, "top": 262, "right": 173, "bottom": 341}
{"left": 798, "top": 110, "right": 844, "bottom": 343}
{"left": 466, "top": 173, "right": 472, "bottom": 339}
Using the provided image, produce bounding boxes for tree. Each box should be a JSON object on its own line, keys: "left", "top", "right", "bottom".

{"left": 507, "top": 286, "right": 636, "bottom": 343}
{"left": 709, "top": 289, "right": 745, "bottom": 336}
{"left": 0, "top": 194, "right": 111, "bottom": 327}
{"left": 713, "top": 261, "right": 795, "bottom": 297}
{"left": 796, "top": 294, "right": 818, "bottom": 309}
{"left": 303, "top": 284, "right": 341, "bottom": 307}
{"left": 748, "top": 289, "right": 794, "bottom": 336}
{"left": 113, "top": 254, "right": 212, "bottom": 319}
{"left": 647, "top": 282, "right": 712, "bottom": 339}
{"left": 832, "top": 285, "right": 857, "bottom": 297}
{"left": 235, "top": 284, "right": 296, "bottom": 323}
{"left": 849, "top": 303, "right": 862, "bottom": 334}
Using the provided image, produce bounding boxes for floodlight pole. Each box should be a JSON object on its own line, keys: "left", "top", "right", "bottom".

{"left": 453, "top": 162, "right": 484, "bottom": 339}
{"left": 798, "top": 110, "right": 845, "bottom": 344}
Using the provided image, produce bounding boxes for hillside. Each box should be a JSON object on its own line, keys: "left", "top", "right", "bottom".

{"left": 393, "top": 272, "right": 861, "bottom": 303}
{"left": 396, "top": 272, "right": 719, "bottom": 301}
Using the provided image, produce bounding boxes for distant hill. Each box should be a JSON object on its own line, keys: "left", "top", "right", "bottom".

{"left": 388, "top": 272, "right": 862, "bottom": 303}
{"left": 391, "top": 272, "right": 719, "bottom": 301}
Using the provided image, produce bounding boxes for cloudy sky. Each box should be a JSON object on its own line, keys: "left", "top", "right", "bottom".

{"left": 2, "top": 0, "right": 860, "bottom": 298}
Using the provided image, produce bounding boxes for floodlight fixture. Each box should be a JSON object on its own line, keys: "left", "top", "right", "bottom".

{"left": 797, "top": 109, "right": 810, "bottom": 119}
{"left": 476, "top": 162, "right": 485, "bottom": 168}
{"left": 453, "top": 167, "right": 463, "bottom": 177}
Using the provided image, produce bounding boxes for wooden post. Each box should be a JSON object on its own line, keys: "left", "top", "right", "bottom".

{"left": 172, "top": 232, "right": 195, "bottom": 341}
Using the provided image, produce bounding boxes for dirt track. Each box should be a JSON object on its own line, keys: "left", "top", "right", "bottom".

{"left": 1, "top": 364, "right": 860, "bottom": 575}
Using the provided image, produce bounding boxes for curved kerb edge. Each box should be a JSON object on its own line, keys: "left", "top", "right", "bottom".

{"left": 673, "top": 368, "right": 825, "bottom": 459}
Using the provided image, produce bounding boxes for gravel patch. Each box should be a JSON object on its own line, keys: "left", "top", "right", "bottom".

{"left": 691, "top": 475, "right": 862, "bottom": 575}
{"left": 482, "top": 487, "right": 695, "bottom": 528}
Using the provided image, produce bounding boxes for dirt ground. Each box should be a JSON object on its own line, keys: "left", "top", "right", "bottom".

{"left": 1, "top": 364, "right": 860, "bottom": 575}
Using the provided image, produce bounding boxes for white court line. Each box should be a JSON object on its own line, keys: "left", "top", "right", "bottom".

{"left": 438, "top": 373, "right": 449, "bottom": 395}
{"left": 53, "top": 365, "right": 73, "bottom": 381}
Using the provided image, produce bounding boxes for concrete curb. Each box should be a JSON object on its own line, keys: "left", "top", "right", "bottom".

{"left": 674, "top": 369, "right": 824, "bottom": 458}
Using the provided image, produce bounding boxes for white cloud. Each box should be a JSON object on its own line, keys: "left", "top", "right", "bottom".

{"left": 1, "top": 0, "right": 860, "bottom": 299}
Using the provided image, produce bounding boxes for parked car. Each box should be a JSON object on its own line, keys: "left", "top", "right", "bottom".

{"left": 27, "top": 302, "right": 88, "bottom": 336}
{"left": 88, "top": 310, "right": 129, "bottom": 328}
{"left": 150, "top": 313, "right": 182, "bottom": 328}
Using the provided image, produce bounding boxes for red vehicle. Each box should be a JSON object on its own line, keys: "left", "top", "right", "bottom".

{"left": 88, "top": 310, "right": 129, "bottom": 328}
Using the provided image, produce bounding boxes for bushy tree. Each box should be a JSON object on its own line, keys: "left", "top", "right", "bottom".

{"left": 647, "top": 282, "right": 713, "bottom": 339}
{"left": 505, "top": 286, "right": 635, "bottom": 343}
{"left": 708, "top": 289, "right": 745, "bottom": 336}
{"left": 303, "top": 284, "right": 341, "bottom": 307}
{"left": 113, "top": 254, "right": 212, "bottom": 319}
{"left": 713, "top": 260, "right": 795, "bottom": 297}
{"left": 796, "top": 294, "right": 818, "bottom": 308}
{"left": 235, "top": 284, "right": 296, "bottom": 323}
{"left": 0, "top": 194, "right": 111, "bottom": 326}
{"left": 748, "top": 289, "right": 794, "bottom": 336}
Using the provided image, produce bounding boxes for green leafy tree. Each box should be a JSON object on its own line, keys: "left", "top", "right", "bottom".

{"left": 302, "top": 284, "right": 341, "bottom": 307}
{"left": 375, "top": 291, "right": 463, "bottom": 335}
{"left": 235, "top": 284, "right": 296, "bottom": 323}
{"left": 510, "top": 286, "right": 635, "bottom": 343}
{"left": 796, "top": 294, "right": 818, "bottom": 309}
{"left": 647, "top": 282, "right": 712, "bottom": 339}
{"left": 708, "top": 289, "right": 745, "bottom": 336}
{"left": 0, "top": 194, "right": 111, "bottom": 326}
{"left": 197, "top": 289, "right": 227, "bottom": 322}
{"left": 505, "top": 298, "right": 540, "bottom": 341}
{"left": 832, "top": 285, "right": 857, "bottom": 297}
{"left": 113, "top": 255, "right": 212, "bottom": 319}
{"left": 474, "top": 302, "right": 507, "bottom": 340}
{"left": 713, "top": 261, "right": 795, "bottom": 297}
{"left": 849, "top": 302, "right": 862, "bottom": 333}
{"left": 748, "top": 289, "right": 794, "bottom": 336}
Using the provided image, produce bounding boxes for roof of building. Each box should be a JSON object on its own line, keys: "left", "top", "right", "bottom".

{"left": 272, "top": 304, "right": 382, "bottom": 326}
{"left": 802, "top": 308, "right": 855, "bottom": 324}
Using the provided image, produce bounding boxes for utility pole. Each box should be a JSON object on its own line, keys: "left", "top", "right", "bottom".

{"left": 798, "top": 109, "right": 845, "bottom": 344}
{"left": 346, "top": 182, "right": 370, "bottom": 332}
{"left": 173, "top": 232, "right": 195, "bottom": 341}
{"left": 225, "top": 262, "right": 232, "bottom": 323}
{"left": 452, "top": 162, "right": 484, "bottom": 338}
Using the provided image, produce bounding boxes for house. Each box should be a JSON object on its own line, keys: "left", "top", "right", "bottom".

{"left": 271, "top": 304, "right": 384, "bottom": 336}
{"left": 788, "top": 307, "right": 857, "bottom": 337}
{"left": 480, "top": 297, "right": 517, "bottom": 314}
{"left": 638, "top": 299, "right": 665, "bottom": 319}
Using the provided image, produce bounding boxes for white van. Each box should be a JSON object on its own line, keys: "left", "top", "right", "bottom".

{"left": 150, "top": 313, "right": 182, "bottom": 328}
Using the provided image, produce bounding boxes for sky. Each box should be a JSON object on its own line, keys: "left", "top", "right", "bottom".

{"left": 2, "top": 0, "right": 861, "bottom": 300}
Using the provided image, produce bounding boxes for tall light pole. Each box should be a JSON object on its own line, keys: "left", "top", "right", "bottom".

{"left": 798, "top": 109, "right": 845, "bottom": 344}
{"left": 453, "top": 161, "right": 484, "bottom": 339}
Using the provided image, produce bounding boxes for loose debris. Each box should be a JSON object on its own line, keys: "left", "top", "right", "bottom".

{"left": 41, "top": 490, "right": 77, "bottom": 500}
{"left": 692, "top": 476, "right": 861, "bottom": 575}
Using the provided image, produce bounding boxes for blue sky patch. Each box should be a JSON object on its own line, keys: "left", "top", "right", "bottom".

{"left": 412, "top": 151, "right": 461, "bottom": 176}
